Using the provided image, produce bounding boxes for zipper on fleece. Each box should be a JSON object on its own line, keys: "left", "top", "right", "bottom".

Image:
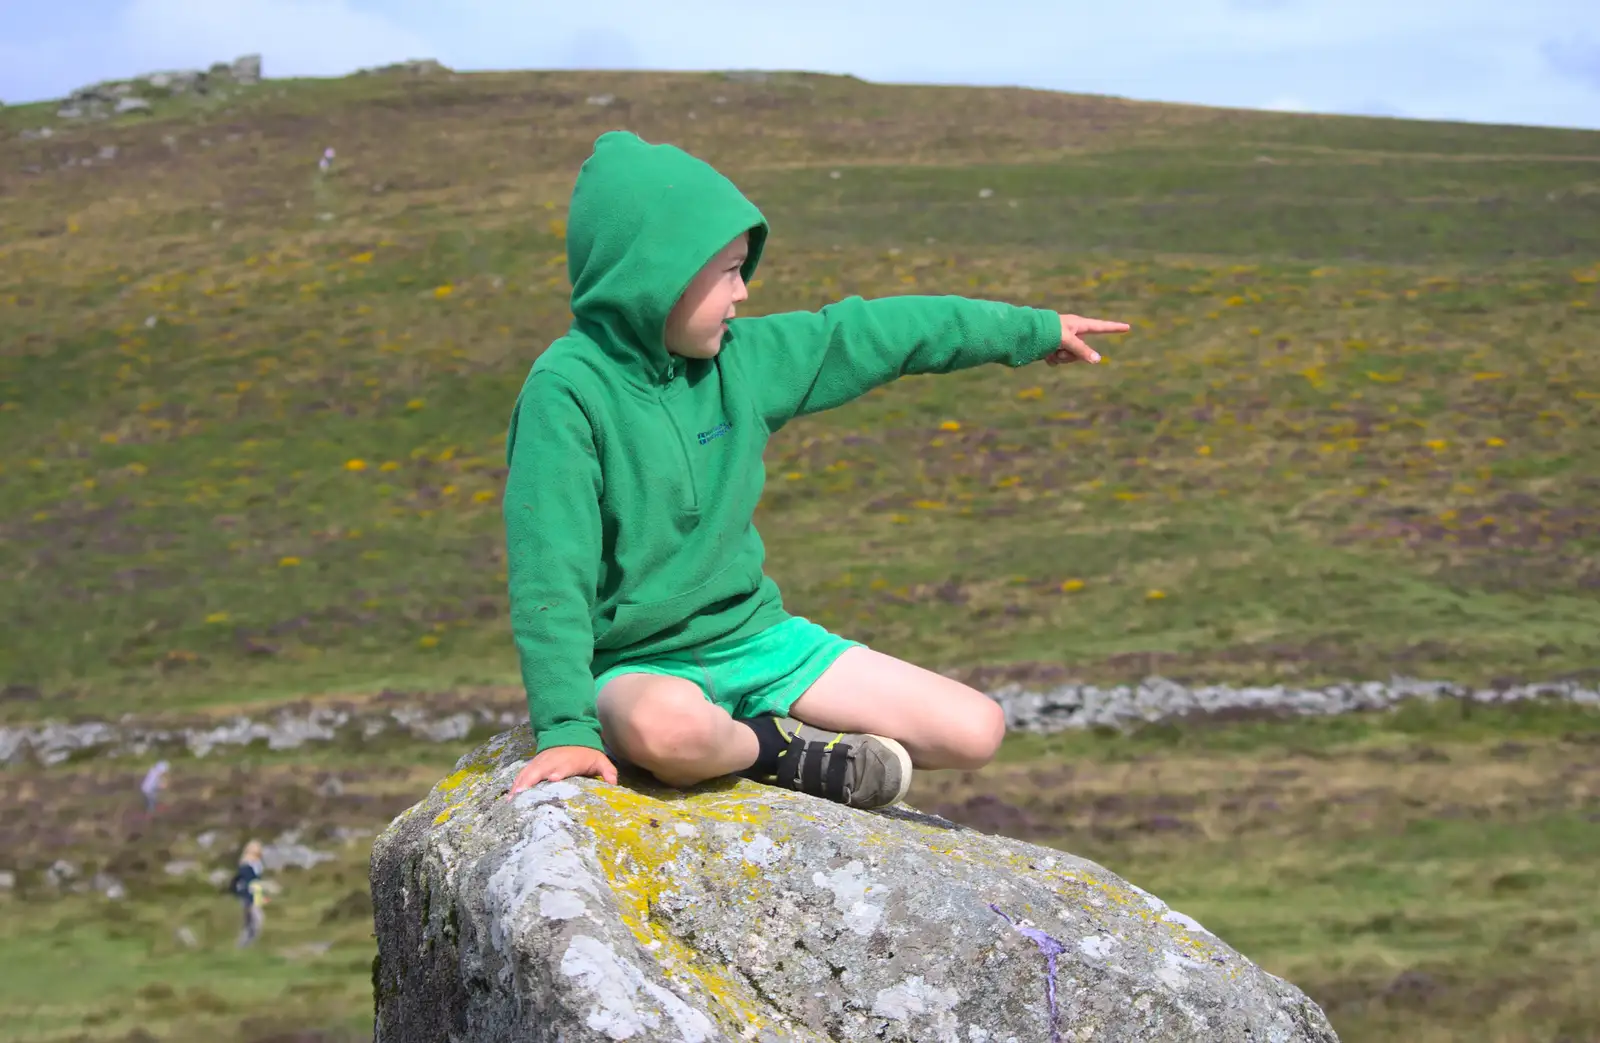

{"left": 660, "top": 391, "right": 701, "bottom": 512}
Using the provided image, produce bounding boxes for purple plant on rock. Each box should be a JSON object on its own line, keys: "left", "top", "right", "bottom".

{"left": 990, "top": 903, "right": 1067, "bottom": 1043}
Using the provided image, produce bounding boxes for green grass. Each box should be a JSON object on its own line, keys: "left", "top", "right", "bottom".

{"left": 2, "top": 704, "right": 1596, "bottom": 1042}
{"left": 2, "top": 69, "right": 1597, "bottom": 718}
{"left": 2, "top": 66, "right": 1599, "bottom": 1042}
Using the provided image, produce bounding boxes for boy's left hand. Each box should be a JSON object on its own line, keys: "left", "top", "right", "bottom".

{"left": 1047, "top": 314, "right": 1130, "bottom": 366}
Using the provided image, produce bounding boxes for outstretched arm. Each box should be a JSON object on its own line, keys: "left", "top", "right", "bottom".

{"left": 729, "top": 295, "right": 1126, "bottom": 432}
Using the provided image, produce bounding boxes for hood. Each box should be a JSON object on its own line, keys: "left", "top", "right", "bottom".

{"left": 566, "top": 131, "right": 768, "bottom": 385}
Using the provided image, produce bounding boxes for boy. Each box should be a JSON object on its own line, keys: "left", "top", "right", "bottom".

{"left": 229, "top": 839, "right": 268, "bottom": 947}
{"left": 505, "top": 131, "right": 1126, "bottom": 809}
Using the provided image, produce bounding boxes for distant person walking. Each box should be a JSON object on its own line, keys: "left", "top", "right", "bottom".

{"left": 229, "top": 840, "right": 268, "bottom": 947}
{"left": 140, "top": 760, "right": 169, "bottom": 815}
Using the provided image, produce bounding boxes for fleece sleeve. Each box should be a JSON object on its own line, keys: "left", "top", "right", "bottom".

{"left": 502, "top": 373, "right": 606, "bottom": 753}
{"left": 730, "top": 295, "right": 1063, "bottom": 432}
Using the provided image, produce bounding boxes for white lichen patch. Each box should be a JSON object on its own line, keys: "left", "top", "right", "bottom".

{"left": 560, "top": 934, "right": 714, "bottom": 1042}
{"left": 872, "top": 974, "right": 959, "bottom": 1018}
{"left": 811, "top": 860, "right": 889, "bottom": 937}
{"left": 732, "top": 833, "right": 784, "bottom": 868}
{"left": 514, "top": 779, "right": 583, "bottom": 809}
{"left": 872, "top": 975, "right": 961, "bottom": 1042}
{"left": 1161, "top": 908, "right": 1215, "bottom": 936}
{"left": 1157, "top": 949, "right": 1205, "bottom": 992}
{"left": 540, "top": 888, "right": 591, "bottom": 920}
{"left": 1078, "top": 933, "right": 1117, "bottom": 960}
{"left": 483, "top": 805, "right": 603, "bottom": 953}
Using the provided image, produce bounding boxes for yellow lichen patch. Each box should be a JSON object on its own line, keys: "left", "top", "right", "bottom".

{"left": 435, "top": 764, "right": 488, "bottom": 795}
{"left": 434, "top": 807, "right": 455, "bottom": 826}
{"left": 577, "top": 785, "right": 777, "bottom": 1034}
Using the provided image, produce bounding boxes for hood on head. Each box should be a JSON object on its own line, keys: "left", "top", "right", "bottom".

{"left": 566, "top": 131, "right": 768, "bottom": 382}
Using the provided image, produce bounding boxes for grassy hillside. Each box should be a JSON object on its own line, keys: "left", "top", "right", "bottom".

{"left": 3, "top": 68, "right": 1598, "bottom": 717}
{"left": 1, "top": 67, "right": 1599, "bottom": 1043}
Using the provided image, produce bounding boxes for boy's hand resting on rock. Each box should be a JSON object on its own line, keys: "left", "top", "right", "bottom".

{"left": 1046, "top": 314, "right": 1130, "bottom": 366}
{"left": 507, "top": 745, "right": 618, "bottom": 798}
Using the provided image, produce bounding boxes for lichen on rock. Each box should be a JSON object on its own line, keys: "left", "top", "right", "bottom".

{"left": 370, "top": 726, "right": 1340, "bottom": 1042}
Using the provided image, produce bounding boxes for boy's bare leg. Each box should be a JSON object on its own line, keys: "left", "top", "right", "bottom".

{"left": 597, "top": 674, "right": 760, "bottom": 788}
{"left": 786, "top": 647, "right": 1006, "bottom": 771}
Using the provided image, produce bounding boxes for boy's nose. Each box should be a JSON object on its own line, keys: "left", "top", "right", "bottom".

{"left": 732, "top": 278, "right": 749, "bottom": 303}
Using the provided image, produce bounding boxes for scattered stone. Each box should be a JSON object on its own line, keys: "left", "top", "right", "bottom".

{"left": 371, "top": 728, "right": 1339, "bottom": 1042}
{"left": 175, "top": 925, "right": 199, "bottom": 949}
{"left": 978, "top": 187, "right": 994, "bottom": 198}
{"left": 991, "top": 675, "right": 1600, "bottom": 735}
{"left": 0, "top": 870, "right": 15, "bottom": 890}
{"left": 44, "top": 860, "right": 79, "bottom": 888}
{"left": 262, "top": 830, "right": 335, "bottom": 872}
{"left": 54, "top": 54, "right": 262, "bottom": 121}
{"left": 316, "top": 775, "right": 345, "bottom": 797}
{"left": 360, "top": 59, "right": 450, "bottom": 77}
{"left": 93, "top": 872, "right": 126, "bottom": 900}
{"left": 405, "top": 711, "right": 474, "bottom": 743}
{"left": 4, "top": 679, "right": 1592, "bottom": 767}
{"left": 585, "top": 93, "right": 616, "bottom": 107}
{"left": 280, "top": 940, "right": 333, "bottom": 960}
{"left": 195, "top": 830, "right": 219, "bottom": 850}
{"left": 230, "top": 54, "right": 262, "bottom": 84}
{"left": 207, "top": 869, "right": 230, "bottom": 888}
{"left": 98, "top": 145, "right": 118, "bottom": 160}
{"left": 164, "top": 860, "right": 200, "bottom": 877}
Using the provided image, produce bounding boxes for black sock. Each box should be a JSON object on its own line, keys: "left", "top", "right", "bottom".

{"left": 736, "top": 715, "right": 789, "bottom": 777}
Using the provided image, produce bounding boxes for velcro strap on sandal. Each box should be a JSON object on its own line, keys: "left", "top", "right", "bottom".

{"left": 777, "top": 743, "right": 803, "bottom": 790}
{"left": 823, "top": 745, "right": 852, "bottom": 801}
{"left": 800, "top": 740, "right": 826, "bottom": 795}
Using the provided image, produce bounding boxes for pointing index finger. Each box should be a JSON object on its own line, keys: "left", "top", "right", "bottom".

{"left": 1072, "top": 319, "right": 1131, "bottom": 334}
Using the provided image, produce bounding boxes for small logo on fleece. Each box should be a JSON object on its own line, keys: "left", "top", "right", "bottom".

{"left": 697, "top": 421, "right": 732, "bottom": 446}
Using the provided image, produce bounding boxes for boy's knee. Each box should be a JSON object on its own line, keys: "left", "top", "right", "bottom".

{"left": 941, "top": 692, "right": 1006, "bottom": 770}
{"left": 634, "top": 711, "right": 722, "bottom": 766}
{"left": 600, "top": 678, "right": 718, "bottom": 766}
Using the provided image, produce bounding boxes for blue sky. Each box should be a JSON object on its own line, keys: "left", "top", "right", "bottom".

{"left": 2, "top": 0, "right": 1597, "bottom": 130}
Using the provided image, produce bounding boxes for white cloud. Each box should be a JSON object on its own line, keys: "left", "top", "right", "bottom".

{"left": 120, "top": 0, "right": 431, "bottom": 76}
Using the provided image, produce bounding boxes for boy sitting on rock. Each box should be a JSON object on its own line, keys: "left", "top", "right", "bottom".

{"left": 505, "top": 131, "right": 1126, "bottom": 809}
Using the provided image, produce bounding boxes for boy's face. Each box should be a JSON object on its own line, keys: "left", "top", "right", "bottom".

{"left": 664, "top": 232, "right": 750, "bottom": 360}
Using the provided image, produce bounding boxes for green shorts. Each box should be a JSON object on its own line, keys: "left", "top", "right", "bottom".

{"left": 593, "top": 616, "right": 860, "bottom": 719}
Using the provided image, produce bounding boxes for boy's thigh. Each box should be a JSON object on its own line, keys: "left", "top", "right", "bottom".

{"left": 787, "top": 647, "right": 1005, "bottom": 761}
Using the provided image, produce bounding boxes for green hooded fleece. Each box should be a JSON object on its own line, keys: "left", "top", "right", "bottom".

{"left": 504, "top": 131, "right": 1064, "bottom": 752}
